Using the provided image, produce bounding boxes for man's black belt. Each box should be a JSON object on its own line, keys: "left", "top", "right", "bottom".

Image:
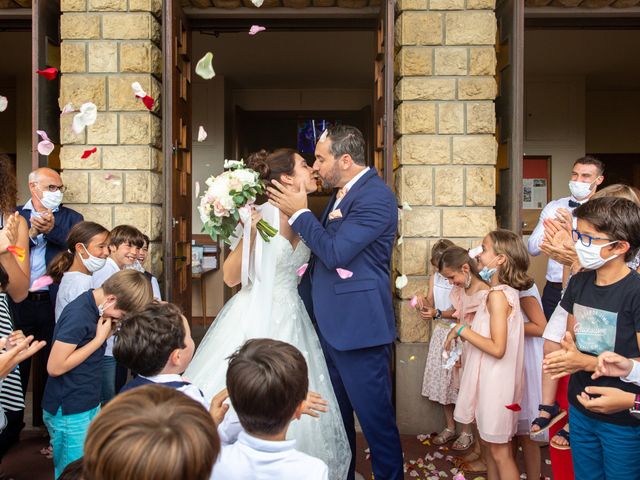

{"left": 546, "top": 281, "right": 563, "bottom": 290}
{"left": 27, "top": 291, "right": 50, "bottom": 302}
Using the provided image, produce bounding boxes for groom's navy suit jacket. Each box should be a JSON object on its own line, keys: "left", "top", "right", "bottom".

{"left": 294, "top": 168, "right": 398, "bottom": 351}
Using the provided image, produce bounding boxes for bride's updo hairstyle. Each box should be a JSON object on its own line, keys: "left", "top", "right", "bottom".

{"left": 247, "top": 148, "right": 298, "bottom": 183}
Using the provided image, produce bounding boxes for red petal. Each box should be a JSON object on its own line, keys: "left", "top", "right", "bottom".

{"left": 36, "top": 68, "right": 59, "bottom": 80}
{"left": 81, "top": 147, "right": 97, "bottom": 159}
{"left": 505, "top": 403, "right": 522, "bottom": 411}
{"left": 142, "top": 95, "right": 154, "bottom": 110}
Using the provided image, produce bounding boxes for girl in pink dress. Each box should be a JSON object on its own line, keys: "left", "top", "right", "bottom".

{"left": 444, "top": 230, "right": 528, "bottom": 480}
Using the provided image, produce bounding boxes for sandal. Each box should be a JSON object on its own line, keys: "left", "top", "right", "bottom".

{"left": 530, "top": 403, "right": 566, "bottom": 436}
{"left": 451, "top": 431, "right": 474, "bottom": 451}
{"left": 432, "top": 427, "right": 457, "bottom": 446}
{"left": 550, "top": 426, "right": 570, "bottom": 451}
{"left": 452, "top": 451, "right": 480, "bottom": 467}
{"left": 458, "top": 459, "right": 488, "bottom": 474}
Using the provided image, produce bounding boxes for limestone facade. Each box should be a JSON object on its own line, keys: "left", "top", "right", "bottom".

{"left": 394, "top": 0, "right": 498, "bottom": 342}
{"left": 58, "top": 0, "right": 164, "bottom": 277}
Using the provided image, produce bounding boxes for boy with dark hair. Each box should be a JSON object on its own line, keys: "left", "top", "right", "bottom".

{"left": 212, "top": 339, "right": 328, "bottom": 480}
{"left": 543, "top": 196, "right": 640, "bottom": 479}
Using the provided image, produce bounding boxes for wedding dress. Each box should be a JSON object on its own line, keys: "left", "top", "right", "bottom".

{"left": 185, "top": 204, "right": 351, "bottom": 480}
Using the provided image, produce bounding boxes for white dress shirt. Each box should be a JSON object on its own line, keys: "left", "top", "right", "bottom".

{"left": 211, "top": 431, "right": 328, "bottom": 480}
{"left": 527, "top": 196, "right": 582, "bottom": 283}
{"left": 622, "top": 360, "right": 640, "bottom": 387}
{"left": 22, "top": 200, "right": 59, "bottom": 290}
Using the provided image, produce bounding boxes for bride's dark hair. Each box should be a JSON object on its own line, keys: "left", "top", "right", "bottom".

{"left": 247, "top": 148, "right": 298, "bottom": 182}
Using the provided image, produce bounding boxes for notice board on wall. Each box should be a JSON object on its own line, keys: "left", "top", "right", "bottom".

{"left": 522, "top": 156, "right": 551, "bottom": 234}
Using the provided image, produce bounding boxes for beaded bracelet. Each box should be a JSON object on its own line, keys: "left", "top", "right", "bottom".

{"left": 457, "top": 325, "right": 466, "bottom": 337}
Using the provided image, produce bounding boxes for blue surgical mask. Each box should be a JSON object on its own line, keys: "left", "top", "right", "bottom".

{"left": 479, "top": 257, "right": 498, "bottom": 282}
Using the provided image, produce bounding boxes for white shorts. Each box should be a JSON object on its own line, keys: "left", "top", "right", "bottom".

{"left": 542, "top": 304, "right": 569, "bottom": 344}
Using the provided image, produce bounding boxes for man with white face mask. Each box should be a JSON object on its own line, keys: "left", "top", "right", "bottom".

{"left": 528, "top": 156, "right": 605, "bottom": 319}
{"left": 11, "top": 168, "right": 83, "bottom": 426}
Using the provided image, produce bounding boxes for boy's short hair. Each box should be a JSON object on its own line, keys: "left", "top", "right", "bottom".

{"left": 114, "top": 302, "right": 186, "bottom": 376}
{"left": 59, "top": 458, "right": 83, "bottom": 480}
{"left": 109, "top": 225, "right": 145, "bottom": 249}
{"left": 574, "top": 197, "right": 640, "bottom": 262}
{"left": 102, "top": 270, "right": 153, "bottom": 314}
{"left": 83, "top": 385, "right": 219, "bottom": 480}
{"left": 227, "top": 339, "right": 308, "bottom": 436}
{"left": 574, "top": 155, "right": 605, "bottom": 176}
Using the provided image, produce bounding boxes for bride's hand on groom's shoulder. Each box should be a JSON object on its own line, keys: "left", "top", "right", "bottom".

{"left": 301, "top": 390, "right": 329, "bottom": 418}
{"left": 209, "top": 388, "right": 230, "bottom": 426}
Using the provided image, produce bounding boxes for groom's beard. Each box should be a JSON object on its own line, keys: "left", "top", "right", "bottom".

{"left": 319, "top": 163, "right": 341, "bottom": 189}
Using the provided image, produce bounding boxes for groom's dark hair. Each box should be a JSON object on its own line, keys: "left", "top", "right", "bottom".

{"left": 327, "top": 125, "right": 366, "bottom": 166}
{"left": 226, "top": 339, "right": 308, "bottom": 436}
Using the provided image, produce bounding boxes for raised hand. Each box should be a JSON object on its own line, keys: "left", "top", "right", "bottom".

{"left": 0, "top": 335, "right": 46, "bottom": 378}
{"left": 209, "top": 388, "right": 230, "bottom": 426}
{"left": 592, "top": 351, "right": 634, "bottom": 380}
{"left": 301, "top": 390, "right": 328, "bottom": 418}
{"left": 267, "top": 178, "right": 308, "bottom": 218}
{"left": 0, "top": 212, "right": 20, "bottom": 254}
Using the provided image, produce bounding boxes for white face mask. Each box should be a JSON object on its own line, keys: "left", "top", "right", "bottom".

{"left": 568, "top": 180, "right": 596, "bottom": 200}
{"left": 124, "top": 260, "right": 145, "bottom": 273}
{"left": 574, "top": 240, "right": 618, "bottom": 270}
{"left": 78, "top": 244, "right": 106, "bottom": 273}
{"left": 39, "top": 188, "right": 64, "bottom": 210}
{"left": 98, "top": 299, "right": 115, "bottom": 318}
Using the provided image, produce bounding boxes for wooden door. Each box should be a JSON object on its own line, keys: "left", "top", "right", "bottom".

{"left": 32, "top": 0, "right": 60, "bottom": 169}
{"left": 373, "top": 0, "right": 395, "bottom": 187}
{"left": 495, "top": 0, "right": 524, "bottom": 231}
{"left": 163, "top": 0, "right": 192, "bottom": 317}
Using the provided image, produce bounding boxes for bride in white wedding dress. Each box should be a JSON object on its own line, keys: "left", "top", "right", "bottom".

{"left": 186, "top": 149, "right": 351, "bottom": 480}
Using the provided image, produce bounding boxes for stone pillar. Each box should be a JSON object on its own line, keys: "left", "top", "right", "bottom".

{"left": 58, "top": 0, "right": 164, "bottom": 278}
{"left": 393, "top": 0, "right": 498, "bottom": 434}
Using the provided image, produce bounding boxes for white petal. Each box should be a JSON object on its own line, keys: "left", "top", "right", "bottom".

{"left": 402, "top": 202, "right": 412, "bottom": 211}
{"left": 197, "top": 126, "right": 207, "bottom": 142}
{"left": 319, "top": 129, "right": 328, "bottom": 142}
{"left": 395, "top": 274, "right": 408, "bottom": 289}
{"left": 0, "top": 96, "right": 7, "bottom": 112}
{"left": 251, "top": 0, "right": 264, "bottom": 6}
{"left": 61, "top": 102, "right": 76, "bottom": 115}
{"left": 72, "top": 102, "right": 97, "bottom": 134}
{"left": 195, "top": 181, "right": 200, "bottom": 198}
{"left": 397, "top": 235, "right": 403, "bottom": 246}
{"left": 195, "top": 52, "right": 215, "bottom": 80}
{"left": 37, "top": 140, "right": 54, "bottom": 156}
{"left": 131, "top": 81, "right": 147, "bottom": 98}
{"left": 468, "top": 245, "right": 483, "bottom": 259}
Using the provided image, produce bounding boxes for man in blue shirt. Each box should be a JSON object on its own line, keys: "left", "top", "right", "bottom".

{"left": 11, "top": 168, "right": 83, "bottom": 425}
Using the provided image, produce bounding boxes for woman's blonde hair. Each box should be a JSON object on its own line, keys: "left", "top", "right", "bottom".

{"left": 83, "top": 385, "right": 220, "bottom": 480}
{"left": 591, "top": 183, "right": 640, "bottom": 206}
{"left": 102, "top": 270, "right": 153, "bottom": 313}
{"left": 488, "top": 229, "right": 534, "bottom": 291}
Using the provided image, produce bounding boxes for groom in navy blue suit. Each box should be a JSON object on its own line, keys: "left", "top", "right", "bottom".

{"left": 269, "top": 125, "right": 403, "bottom": 480}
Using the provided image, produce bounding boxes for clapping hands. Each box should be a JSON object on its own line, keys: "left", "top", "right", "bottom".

{"left": 540, "top": 216, "right": 577, "bottom": 267}
{"left": 592, "top": 351, "right": 634, "bottom": 380}
{"left": 0, "top": 212, "right": 20, "bottom": 255}
{"left": 0, "top": 334, "right": 46, "bottom": 379}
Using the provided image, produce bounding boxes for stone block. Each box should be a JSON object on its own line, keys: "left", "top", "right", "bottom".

{"left": 430, "top": 0, "right": 464, "bottom": 8}
{"left": 60, "top": 145, "right": 101, "bottom": 170}
{"left": 72, "top": 205, "right": 113, "bottom": 229}
{"left": 401, "top": 207, "right": 441, "bottom": 237}
{"left": 469, "top": 47, "right": 496, "bottom": 76}
{"left": 60, "top": 171, "right": 89, "bottom": 203}
{"left": 60, "top": 112, "right": 87, "bottom": 145}
{"left": 60, "top": 75, "right": 106, "bottom": 110}
{"left": 61, "top": 42, "right": 86, "bottom": 73}
{"left": 125, "top": 171, "right": 162, "bottom": 203}
{"left": 397, "top": 166, "right": 433, "bottom": 206}
{"left": 61, "top": 13, "right": 101, "bottom": 39}
{"left": 396, "top": 238, "right": 429, "bottom": 276}
{"left": 120, "top": 42, "right": 162, "bottom": 75}
{"left": 396, "top": 0, "right": 428, "bottom": 9}
{"left": 114, "top": 205, "right": 151, "bottom": 235}
{"left": 466, "top": 166, "right": 495, "bottom": 206}
{"left": 87, "top": 112, "right": 118, "bottom": 144}
{"left": 108, "top": 75, "right": 160, "bottom": 112}
{"left": 398, "top": 275, "right": 430, "bottom": 301}
{"left": 395, "top": 78, "right": 456, "bottom": 101}
{"left": 395, "top": 102, "right": 436, "bottom": 135}
{"left": 102, "top": 145, "right": 156, "bottom": 169}
{"left": 395, "top": 47, "right": 433, "bottom": 77}
{"left": 458, "top": 77, "right": 497, "bottom": 100}
{"left": 90, "top": 171, "right": 123, "bottom": 203}
{"left": 434, "top": 47, "right": 467, "bottom": 76}
{"left": 396, "top": 299, "right": 429, "bottom": 342}
{"left": 395, "top": 135, "right": 451, "bottom": 165}
{"left": 452, "top": 136, "right": 497, "bottom": 165}
{"left": 396, "top": 12, "right": 442, "bottom": 47}
{"left": 442, "top": 208, "right": 496, "bottom": 237}
{"left": 445, "top": 11, "right": 496, "bottom": 46}
{"left": 119, "top": 112, "right": 161, "bottom": 147}
{"left": 466, "top": 102, "right": 495, "bottom": 134}
{"left": 129, "top": 0, "right": 162, "bottom": 15}
{"left": 61, "top": 0, "right": 87, "bottom": 11}
{"left": 434, "top": 166, "right": 463, "bottom": 206}
{"left": 102, "top": 12, "right": 160, "bottom": 42}
{"left": 467, "top": 0, "right": 495, "bottom": 8}
{"left": 87, "top": 41, "right": 118, "bottom": 73}
{"left": 89, "top": 0, "right": 126, "bottom": 10}
{"left": 438, "top": 102, "right": 464, "bottom": 134}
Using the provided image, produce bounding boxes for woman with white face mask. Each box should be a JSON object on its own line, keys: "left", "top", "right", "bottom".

{"left": 47, "top": 222, "right": 110, "bottom": 322}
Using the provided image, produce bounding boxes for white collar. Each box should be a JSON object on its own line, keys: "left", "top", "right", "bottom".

{"left": 238, "top": 431, "right": 297, "bottom": 453}
{"left": 343, "top": 167, "right": 370, "bottom": 192}
{"left": 142, "top": 373, "right": 184, "bottom": 383}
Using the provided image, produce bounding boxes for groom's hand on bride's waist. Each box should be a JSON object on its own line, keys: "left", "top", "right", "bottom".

{"left": 268, "top": 178, "right": 308, "bottom": 218}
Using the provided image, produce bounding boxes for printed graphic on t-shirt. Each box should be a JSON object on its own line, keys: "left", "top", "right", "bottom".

{"left": 573, "top": 303, "right": 617, "bottom": 355}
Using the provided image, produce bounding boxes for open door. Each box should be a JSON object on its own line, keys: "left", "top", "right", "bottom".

{"left": 495, "top": 0, "right": 524, "bottom": 231}
{"left": 163, "top": 0, "right": 192, "bottom": 318}
{"left": 373, "top": 0, "right": 394, "bottom": 187}
{"left": 32, "top": 0, "right": 60, "bottom": 169}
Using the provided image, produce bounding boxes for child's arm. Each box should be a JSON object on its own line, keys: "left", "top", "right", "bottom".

{"left": 47, "top": 318, "right": 113, "bottom": 377}
{"left": 520, "top": 295, "right": 547, "bottom": 337}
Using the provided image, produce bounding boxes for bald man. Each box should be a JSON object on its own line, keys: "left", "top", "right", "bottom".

{"left": 11, "top": 168, "right": 83, "bottom": 425}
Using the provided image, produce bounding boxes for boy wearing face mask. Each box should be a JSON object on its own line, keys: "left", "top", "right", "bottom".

{"left": 43, "top": 270, "right": 153, "bottom": 479}
{"left": 542, "top": 197, "right": 640, "bottom": 480}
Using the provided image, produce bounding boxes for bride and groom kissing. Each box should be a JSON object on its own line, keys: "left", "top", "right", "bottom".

{"left": 186, "top": 125, "right": 404, "bottom": 480}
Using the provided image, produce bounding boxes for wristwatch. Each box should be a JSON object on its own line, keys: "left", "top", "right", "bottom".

{"left": 434, "top": 309, "right": 442, "bottom": 320}
{"left": 630, "top": 393, "right": 640, "bottom": 419}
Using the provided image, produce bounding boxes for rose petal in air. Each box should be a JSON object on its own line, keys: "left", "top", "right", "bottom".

{"left": 30, "top": 275, "right": 54, "bottom": 292}
{"left": 61, "top": 102, "right": 76, "bottom": 115}
{"left": 336, "top": 268, "right": 353, "bottom": 279}
{"left": 296, "top": 263, "right": 308, "bottom": 277}
{"left": 195, "top": 52, "right": 215, "bottom": 80}
{"left": 318, "top": 129, "right": 328, "bottom": 143}
{"left": 397, "top": 235, "right": 403, "bottom": 246}
{"left": 140, "top": 95, "right": 154, "bottom": 110}
{"left": 249, "top": 25, "right": 266, "bottom": 35}
{"left": 72, "top": 102, "right": 97, "bottom": 134}
{"left": 36, "top": 130, "right": 54, "bottom": 156}
{"left": 251, "top": 0, "right": 264, "bottom": 6}
{"left": 402, "top": 201, "right": 412, "bottom": 211}
{"left": 81, "top": 147, "right": 97, "bottom": 159}
{"left": 131, "top": 81, "right": 147, "bottom": 98}
{"left": 395, "top": 274, "right": 408, "bottom": 289}
{"left": 197, "top": 126, "right": 207, "bottom": 142}
{"left": 0, "top": 96, "right": 7, "bottom": 112}
{"left": 410, "top": 295, "right": 418, "bottom": 308}
{"left": 468, "top": 245, "right": 483, "bottom": 259}
{"left": 36, "top": 67, "right": 58, "bottom": 80}
{"left": 195, "top": 181, "right": 201, "bottom": 198}
{"left": 505, "top": 403, "right": 522, "bottom": 412}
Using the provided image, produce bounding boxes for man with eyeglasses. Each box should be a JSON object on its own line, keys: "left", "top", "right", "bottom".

{"left": 528, "top": 156, "right": 605, "bottom": 319}
{"left": 11, "top": 167, "right": 83, "bottom": 426}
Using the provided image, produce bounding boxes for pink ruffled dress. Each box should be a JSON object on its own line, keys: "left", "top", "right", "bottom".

{"left": 453, "top": 284, "right": 525, "bottom": 444}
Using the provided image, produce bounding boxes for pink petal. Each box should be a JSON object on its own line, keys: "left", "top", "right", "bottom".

{"left": 249, "top": 25, "right": 266, "bottom": 35}
{"left": 30, "top": 275, "right": 54, "bottom": 291}
{"left": 0, "top": 95, "right": 7, "bottom": 112}
{"left": 104, "top": 173, "right": 114, "bottom": 180}
{"left": 296, "top": 263, "right": 308, "bottom": 277}
{"left": 336, "top": 268, "right": 353, "bottom": 279}
{"left": 468, "top": 245, "right": 482, "bottom": 259}
{"left": 61, "top": 102, "right": 76, "bottom": 115}
{"left": 37, "top": 140, "right": 54, "bottom": 156}
{"left": 36, "top": 67, "right": 58, "bottom": 80}
{"left": 410, "top": 295, "right": 418, "bottom": 308}
{"left": 36, "top": 130, "right": 50, "bottom": 141}
{"left": 81, "top": 147, "right": 97, "bottom": 159}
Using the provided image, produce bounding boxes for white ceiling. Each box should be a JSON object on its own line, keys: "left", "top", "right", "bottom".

{"left": 525, "top": 29, "right": 640, "bottom": 90}
{"left": 193, "top": 30, "right": 375, "bottom": 89}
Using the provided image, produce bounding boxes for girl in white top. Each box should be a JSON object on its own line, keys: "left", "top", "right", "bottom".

{"left": 48, "top": 221, "right": 110, "bottom": 321}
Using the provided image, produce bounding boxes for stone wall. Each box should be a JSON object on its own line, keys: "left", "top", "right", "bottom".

{"left": 58, "top": 0, "right": 164, "bottom": 278}
{"left": 394, "top": 0, "right": 498, "bottom": 343}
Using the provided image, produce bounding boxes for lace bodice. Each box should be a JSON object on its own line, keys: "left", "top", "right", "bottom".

{"left": 271, "top": 235, "right": 311, "bottom": 292}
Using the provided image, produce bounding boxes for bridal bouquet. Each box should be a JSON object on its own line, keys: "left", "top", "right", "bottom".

{"left": 198, "top": 159, "right": 278, "bottom": 244}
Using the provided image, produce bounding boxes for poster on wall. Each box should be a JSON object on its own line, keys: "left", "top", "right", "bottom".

{"left": 523, "top": 178, "right": 548, "bottom": 209}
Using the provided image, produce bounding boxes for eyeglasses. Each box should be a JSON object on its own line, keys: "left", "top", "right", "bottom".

{"left": 571, "top": 229, "right": 613, "bottom": 248}
{"left": 42, "top": 184, "right": 67, "bottom": 193}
